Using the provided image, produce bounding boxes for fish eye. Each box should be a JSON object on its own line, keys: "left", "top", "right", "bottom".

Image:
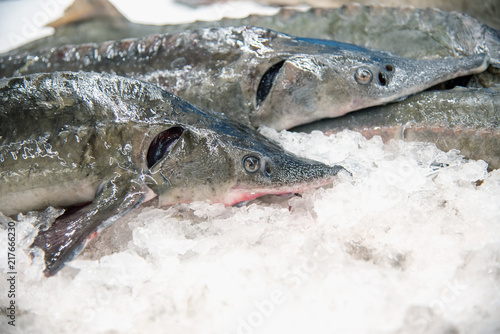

{"left": 243, "top": 155, "right": 261, "bottom": 173}
{"left": 355, "top": 68, "right": 373, "bottom": 85}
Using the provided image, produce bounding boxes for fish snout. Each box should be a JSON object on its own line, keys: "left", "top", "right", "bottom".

{"left": 226, "top": 153, "right": 348, "bottom": 206}
{"left": 451, "top": 53, "right": 490, "bottom": 77}
{"left": 389, "top": 53, "right": 489, "bottom": 94}
{"left": 352, "top": 53, "right": 490, "bottom": 110}
{"left": 269, "top": 154, "right": 349, "bottom": 188}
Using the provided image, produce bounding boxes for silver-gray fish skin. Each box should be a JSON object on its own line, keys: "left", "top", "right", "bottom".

{"left": 0, "top": 26, "right": 489, "bottom": 130}
{"left": 11, "top": 3, "right": 500, "bottom": 68}
{"left": 0, "top": 71, "right": 344, "bottom": 276}
{"left": 293, "top": 86, "right": 500, "bottom": 169}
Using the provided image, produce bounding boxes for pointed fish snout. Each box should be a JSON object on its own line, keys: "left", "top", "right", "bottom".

{"left": 295, "top": 161, "right": 348, "bottom": 183}
{"left": 368, "top": 53, "right": 489, "bottom": 92}
{"left": 269, "top": 154, "right": 349, "bottom": 189}
{"left": 425, "top": 53, "right": 489, "bottom": 78}
{"left": 400, "top": 53, "right": 489, "bottom": 88}
{"left": 369, "top": 53, "right": 490, "bottom": 105}
{"left": 469, "top": 53, "right": 489, "bottom": 69}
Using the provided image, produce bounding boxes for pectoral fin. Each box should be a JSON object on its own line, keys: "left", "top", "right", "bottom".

{"left": 31, "top": 173, "right": 148, "bottom": 277}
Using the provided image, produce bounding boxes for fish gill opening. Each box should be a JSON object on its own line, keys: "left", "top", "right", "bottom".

{"left": 146, "top": 127, "right": 184, "bottom": 169}
{"left": 256, "top": 60, "right": 286, "bottom": 106}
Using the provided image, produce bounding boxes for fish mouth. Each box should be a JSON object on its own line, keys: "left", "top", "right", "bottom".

{"left": 222, "top": 171, "right": 344, "bottom": 206}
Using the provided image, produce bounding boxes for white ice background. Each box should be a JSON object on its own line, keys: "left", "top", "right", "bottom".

{"left": 0, "top": 1, "right": 499, "bottom": 333}
{"left": 1, "top": 128, "right": 499, "bottom": 333}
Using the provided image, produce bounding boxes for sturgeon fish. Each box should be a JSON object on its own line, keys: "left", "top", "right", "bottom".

{"left": 12, "top": 1, "right": 500, "bottom": 68}
{"left": 293, "top": 86, "right": 500, "bottom": 170}
{"left": 0, "top": 26, "right": 489, "bottom": 130}
{"left": 0, "top": 71, "right": 345, "bottom": 276}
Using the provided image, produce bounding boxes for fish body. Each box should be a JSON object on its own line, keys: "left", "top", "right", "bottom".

{"left": 11, "top": 3, "right": 500, "bottom": 69}
{"left": 0, "top": 71, "right": 345, "bottom": 275}
{"left": 294, "top": 86, "right": 500, "bottom": 169}
{"left": 0, "top": 26, "right": 489, "bottom": 130}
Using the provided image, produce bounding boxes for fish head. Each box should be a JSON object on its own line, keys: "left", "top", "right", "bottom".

{"left": 221, "top": 133, "right": 347, "bottom": 206}
{"left": 248, "top": 33, "right": 489, "bottom": 130}
{"left": 144, "top": 118, "right": 346, "bottom": 207}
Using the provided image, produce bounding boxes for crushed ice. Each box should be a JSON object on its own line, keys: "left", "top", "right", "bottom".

{"left": 1, "top": 129, "right": 499, "bottom": 333}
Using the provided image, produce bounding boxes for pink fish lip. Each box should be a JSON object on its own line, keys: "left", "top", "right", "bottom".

{"left": 155, "top": 177, "right": 337, "bottom": 208}
{"left": 220, "top": 174, "right": 339, "bottom": 206}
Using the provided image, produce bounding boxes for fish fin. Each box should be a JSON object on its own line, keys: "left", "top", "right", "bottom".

{"left": 47, "top": 0, "right": 128, "bottom": 29}
{"left": 31, "top": 174, "right": 148, "bottom": 277}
